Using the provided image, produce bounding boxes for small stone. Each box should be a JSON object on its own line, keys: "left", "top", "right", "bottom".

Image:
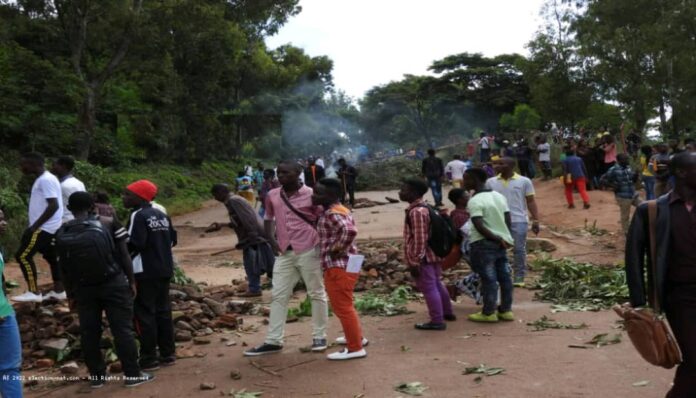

{"left": 60, "top": 361, "right": 79, "bottom": 375}
{"left": 39, "top": 338, "right": 69, "bottom": 352}
{"left": 203, "top": 298, "right": 227, "bottom": 316}
{"left": 225, "top": 341, "right": 237, "bottom": 347}
{"left": 176, "top": 320, "right": 195, "bottom": 332}
{"left": 195, "top": 352, "right": 207, "bottom": 358}
{"left": 200, "top": 382, "right": 216, "bottom": 390}
{"left": 171, "top": 311, "right": 186, "bottom": 321}
{"left": 527, "top": 238, "right": 557, "bottom": 253}
{"left": 367, "top": 268, "right": 379, "bottom": 278}
{"left": 35, "top": 358, "right": 55, "bottom": 368}
{"left": 175, "top": 330, "right": 193, "bottom": 342}
{"left": 109, "top": 361, "right": 123, "bottom": 373}
{"left": 169, "top": 289, "right": 188, "bottom": 300}
{"left": 230, "top": 370, "right": 242, "bottom": 380}
{"left": 193, "top": 337, "right": 211, "bottom": 345}
{"left": 217, "top": 353, "right": 224, "bottom": 357}
{"left": 176, "top": 349, "right": 196, "bottom": 359}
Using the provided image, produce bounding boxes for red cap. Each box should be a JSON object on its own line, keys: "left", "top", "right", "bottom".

{"left": 126, "top": 180, "right": 158, "bottom": 202}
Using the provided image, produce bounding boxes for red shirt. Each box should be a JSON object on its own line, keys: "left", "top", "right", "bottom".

{"left": 450, "top": 208, "right": 470, "bottom": 230}
{"left": 403, "top": 199, "right": 442, "bottom": 266}
{"left": 264, "top": 185, "right": 321, "bottom": 254}
{"left": 317, "top": 204, "right": 358, "bottom": 270}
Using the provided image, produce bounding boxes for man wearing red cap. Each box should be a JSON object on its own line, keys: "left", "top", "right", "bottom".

{"left": 123, "top": 180, "right": 178, "bottom": 371}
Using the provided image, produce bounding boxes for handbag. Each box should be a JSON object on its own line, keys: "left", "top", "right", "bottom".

{"left": 613, "top": 200, "right": 682, "bottom": 369}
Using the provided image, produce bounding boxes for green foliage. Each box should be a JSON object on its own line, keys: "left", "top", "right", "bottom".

{"left": 354, "top": 286, "right": 415, "bottom": 316}
{"left": 171, "top": 267, "right": 195, "bottom": 286}
{"left": 287, "top": 295, "right": 313, "bottom": 319}
{"left": 499, "top": 104, "right": 542, "bottom": 132}
{"left": 530, "top": 256, "right": 629, "bottom": 310}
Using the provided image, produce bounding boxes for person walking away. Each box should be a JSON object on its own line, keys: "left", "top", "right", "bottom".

{"left": 487, "top": 158, "right": 540, "bottom": 287}
{"left": 206, "top": 184, "right": 275, "bottom": 297}
{"left": 258, "top": 169, "right": 280, "bottom": 218}
{"left": 244, "top": 160, "right": 329, "bottom": 356}
{"left": 626, "top": 152, "right": 696, "bottom": 398}
{"left": 304, "top": 157, "right": 326, "bottom": 188}
{"left": 600, "top": 134, "right": 617, "bottom": 176}
{"left": 640, "top": 146, "right": 656, "bottom": 200}
{"left": 57, "top": 192, "right": 153, "bottom": 388}
{"left": 399, "top": 178, "right": 455, "bottom": 331}
{"left": 600, "top": 154, "right": 639, "bottom": 236}
{"left": 626, "top": 131, "right": 641, "bottom": 159}
{"left": 421, "top": 149, "right": 445, "bottom": 207}
{"left": 93, "top": 192, "right": 116, "bottom": 219}
{"left": 576, "top": 140, "right": 598, "bottom": 190}
{"left": 514, "top": 140, "right": 533, "bottom": 178}
{"left": 0, "top": 209, "right": 23, "bottom": 397}
{"left": 51, "top": 156, "right": 86, "bottom": 223}
{"left": 561, "top": 148, "right": 591, "bottom": 209}
{"left": 463, "top": 168, "right": 515, "bottom": 323}
{"left": 479, "top": 133, "right": 491, "bottom": 163}
{"left": 337, "top": 158, "right": 357, "bottom": 207}
{"left": 13, "top": 152, "right": 65, "bottom": 303}
{"left": 445, "top": 155, "right": 467, "bottom": 189}
{"left": 652, "top": 143, "right": 672, "bottom": 197}
{"left": 537, "top": 137, "right": 552, "bottom": 180}
{"left": 312, "top": 178, "right": 368, "bottom": 360}
{"left": 123, "top": 180, "right": 178, "bottom": 371}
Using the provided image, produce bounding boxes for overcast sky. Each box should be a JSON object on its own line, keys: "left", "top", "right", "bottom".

{"left": 266, "top": 0, "right": 546, "bottom": 100}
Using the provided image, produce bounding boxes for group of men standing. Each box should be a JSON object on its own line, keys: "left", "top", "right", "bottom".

{"left": 4, "top": 152, "right": 179, "bottom": 390}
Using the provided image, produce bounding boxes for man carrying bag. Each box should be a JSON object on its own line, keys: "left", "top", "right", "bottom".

{"left": 622, "top": 152, "right": 696, "bottom": 397}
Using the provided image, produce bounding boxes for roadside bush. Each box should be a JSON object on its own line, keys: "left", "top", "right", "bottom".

{"left": 356, "top": 157, "right": 421, "bottom": 191}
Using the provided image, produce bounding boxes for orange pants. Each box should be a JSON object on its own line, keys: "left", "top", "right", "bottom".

{"left": 324, "top": 268, "right": 363, "bottom": 352}
{"left": 564, "top": 177, "right": 590, "bottom": 205}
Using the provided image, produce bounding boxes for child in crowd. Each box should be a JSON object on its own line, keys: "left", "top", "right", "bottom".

{"left": 448, "top": 188, "right": 470, "bottom": 230}
{"left": 463, "top": 168, "right": 514, "bottom": 323}
{"left": 400, "top": 178, "right": 455, "bottom": 331}
{"left": 312, "top": 178, "right": 367, "bottom": 360}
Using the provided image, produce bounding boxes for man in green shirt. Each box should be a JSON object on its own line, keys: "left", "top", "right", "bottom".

{"left": 464, "top": 168, "right": 515, "bottom": 323}
{"left": 0, "top": 208, "right": 23, "bottom": 397}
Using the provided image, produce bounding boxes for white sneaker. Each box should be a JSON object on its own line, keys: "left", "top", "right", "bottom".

{"left": 327, "top": 348, "right": 367, "bottom": 361}
{"left": 45, "top": 291, "right": 67, "bottom": 300}
{"left": 335, "top": 336, "right": 369, "bottom": 347}
{"left": 11, "top": 291, "right": 43, "bottom": 303}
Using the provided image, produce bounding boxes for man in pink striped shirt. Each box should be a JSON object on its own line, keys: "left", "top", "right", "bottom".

{"left": 244, "top": 160, "right": 329, "bottom": 356}
{"left": 400, "top": 178, "right": 455, "bottom": 331}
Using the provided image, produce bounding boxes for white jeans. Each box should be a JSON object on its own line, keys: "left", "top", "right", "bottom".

{"left": 265, "top": 248, "right": 328, "bottom": 346}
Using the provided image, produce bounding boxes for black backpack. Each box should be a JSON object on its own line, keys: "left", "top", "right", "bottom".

{"left": 407, "top": 205, "right": 457, "bottom": 257}
{"left": 56, "top": 217, "right": 121, "bottom": 286}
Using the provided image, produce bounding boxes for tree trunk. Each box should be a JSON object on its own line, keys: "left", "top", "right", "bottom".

{"left": 658, "top": 96, "right": 668, "bottom": 136}
{"left": 77, "top": 83, "right": 98, "bottom": 160}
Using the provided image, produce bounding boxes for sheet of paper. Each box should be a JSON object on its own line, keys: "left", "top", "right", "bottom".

{"left": 346, "top": 254, "right": 365, "bottom": 273}
{"left": 132, "top": 255, "right": 143, "bottom": 274}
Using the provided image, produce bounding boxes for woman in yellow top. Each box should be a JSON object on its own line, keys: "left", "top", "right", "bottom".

{"left": 639, "top": 145, "right": 655, "bottom": 200}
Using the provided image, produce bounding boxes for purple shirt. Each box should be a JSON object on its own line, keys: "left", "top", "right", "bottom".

{"left": 264, "top": 185, "right": 321, "bottom": 254}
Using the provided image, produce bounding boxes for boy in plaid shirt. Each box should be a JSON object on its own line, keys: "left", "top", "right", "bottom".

{"left": 312, "top": 178, "right": 368, "bottom": 360}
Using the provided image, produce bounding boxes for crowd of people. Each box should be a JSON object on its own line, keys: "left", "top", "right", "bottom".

{"left": 0, "top": 135, "right": 694, "bottom": 396}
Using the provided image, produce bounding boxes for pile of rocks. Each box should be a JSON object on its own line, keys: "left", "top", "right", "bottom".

{"left": 355, "top": 241, "right": 413, "bottom": 292}
{"left": 15, "top": 282, "right": 265, "bottom": 370}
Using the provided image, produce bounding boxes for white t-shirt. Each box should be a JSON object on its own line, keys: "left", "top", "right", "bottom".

{"left": 60, "top": 176, "right": 86, "bottom": 222}
{"left": 537, "top": 143, "right": 551, "bottom": 162}
{"left": 445, "top": 160, "right": 468, "bottom": 180}
{"left": 485, "top": 174, "right": 535, "bottom": 223}
{"left": 29, "top": 171, "right": 64, "bottom": 234}
{"left": 479, "top": 137, "right": 490, "bottom": 149}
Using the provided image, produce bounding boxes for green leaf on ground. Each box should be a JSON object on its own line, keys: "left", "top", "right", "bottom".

{"left": 394, "top": 382, "right": 428, "bottom": 396}
{"left": 527, "top": 315, "right": 588, "bottom": 331}
{"left": 463, "top": 364, "right": 506, "bottom": 377}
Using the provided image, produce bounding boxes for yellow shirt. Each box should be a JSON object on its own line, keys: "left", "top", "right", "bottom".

{"left": 640, "top": 155, "right": 653, "bottom": 177}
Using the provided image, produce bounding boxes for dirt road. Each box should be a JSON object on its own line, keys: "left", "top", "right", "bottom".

{"left": 18, "top": 180, "right": 674, "bottom": 398}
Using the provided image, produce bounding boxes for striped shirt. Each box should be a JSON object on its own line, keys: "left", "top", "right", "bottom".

{"left": 317, "top": 204, "right": 358, "bottom": 270}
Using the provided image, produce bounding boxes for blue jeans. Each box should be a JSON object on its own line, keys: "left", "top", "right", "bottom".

{"left": 642, "top": 175, "right": 656, "bottom": 200}
{"left": 470, "top": 240, "right": 513, "bottom": 315}
{"left": 427, "top": 178, "right": 443, "bottom": 205}
{"left": 0, "top": 313, "right": 23, "bottom": 398}
{"left": 509, "top": 222, "right": 528, "bottom": 280}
